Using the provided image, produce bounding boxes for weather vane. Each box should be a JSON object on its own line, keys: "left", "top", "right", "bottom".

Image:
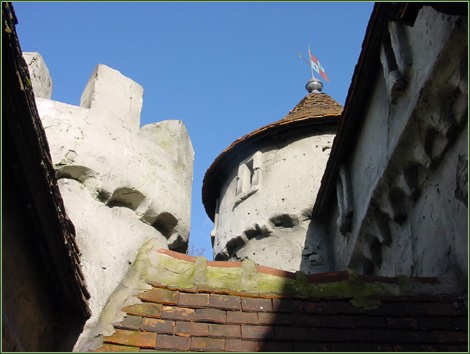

{"left": 298, "top": 43, "right": 330, "bottom": 83}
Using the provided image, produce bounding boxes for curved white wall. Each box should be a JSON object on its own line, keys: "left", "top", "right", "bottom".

{"left": 213, "top": 131, "right": 336, "bottom": 272}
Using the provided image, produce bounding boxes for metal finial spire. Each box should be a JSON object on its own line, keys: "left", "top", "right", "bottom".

{"left": 305, "top": 77, "right": 323, "bottom": 93}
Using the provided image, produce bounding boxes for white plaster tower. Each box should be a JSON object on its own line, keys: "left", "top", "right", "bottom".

{"left": 202, "top": 78, "right": 343, "bottom": 272}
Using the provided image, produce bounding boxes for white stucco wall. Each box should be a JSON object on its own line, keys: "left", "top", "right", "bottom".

{"left": 322, "top": 6, "right": 467, "bottom": 281}
{"left": 25, "top": 55, "right": 194, "bottom": 336}
{"left": 213, "top": 130, "right": 336, "bottom": 272}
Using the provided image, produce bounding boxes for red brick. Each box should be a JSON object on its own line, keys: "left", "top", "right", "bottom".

{"left": 113, "top": 315, "right": 142, "bottom": 330}
{"left": 226, "top": 339, "right": 259, "bottom": 352}
{"left": 241, "top": 298, "right": 272, "bottom": 312}
{"left": 161, "top": 306, "right": 195, "bottom": 321}
{"left": 274, "top": 326, "right": 310, "bottom": 341}
{"left": 227, "top": 311, "right": 258, "bottom": 325}
{"left": 260, "top": 341, "right": 294, "bottom": 352}
{"left": 138, "top": 288, "right": 178, "bottom": 305}
{"left": 209, "top": 294, "right": 241, "bottom": 310}
{"left": 425, "top": 302, "right": 459, "bottom": 316}
{"left": 195, "top": 308, "right": 226, "bottom": 323}
{"left": 433, "top": 331, "right": 468, "bottom": 343}
{"left": 191, "top": 337, "right": 225, "bottom": 351}
{"left": 141, "top": 318, "right": 174, "bottom": 334}
{"left": 178, "top": 293, "right": 209, "bottom": 308}
{"left": 122, "top": 303, "right": 162, "bottom": 318}
{"left": 241, "top": 325, "right": 274, "bottom": 339}
{"left": 155, "top": 334, "right": 190, "bottom": 351}
{"left": 272, "top": 298, "right": 304, "bottom": 313}
{"left": 209, "top": 323, "right": 241, "bottom": 338}
{"left": 175, "top": 321, "right": 209, "bottom": 337}
{"left": 95, "top": 343, "right": 140, "bottom": 352}
{"left": 104, "top": 329, "right": 157, "bottom": 348}
{"left": 303, "top": 301, "right": 336, "bottom": 314}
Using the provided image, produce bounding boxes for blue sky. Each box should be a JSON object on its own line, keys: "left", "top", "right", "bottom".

{"left": 13, "top": 1, "right": 374, "bottom": 259}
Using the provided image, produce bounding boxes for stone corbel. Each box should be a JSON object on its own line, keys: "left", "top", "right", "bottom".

{"left": 336, "top": 164, "right": 354, "bottom": 235}
{"left": 380, "top": 25, "right": 407, "bottom": 103}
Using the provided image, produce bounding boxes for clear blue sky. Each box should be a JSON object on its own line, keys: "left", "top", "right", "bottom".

{"left": 13, "top": 1, "right": 374, "bottom": 260}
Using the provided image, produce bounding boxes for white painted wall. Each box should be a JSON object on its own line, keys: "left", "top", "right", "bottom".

{"left": 25, "top": 55, "right": 194, "bottom": 337}
{"left": 213, "top": 129, "right": 336, "bottom": 272}
{"left": 322, "top": 6, "right": 467, "bottom": 281}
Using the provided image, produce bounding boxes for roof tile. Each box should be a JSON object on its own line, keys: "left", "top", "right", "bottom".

{"left": 190, "top": 337, "right": 225, "bottom": 352}
{"left": 241, "top": 325, "right": 275, "bottom": 340}
{"left": 424, "top": 302, "right": 460, "bottom": 316}
{"left": 138, "top": 288, "right": 178, "bottom": 305}
{"left": 94, "top": 248, "right": 467, "bottom": 352}
{"left": 178, "top": 293, "right": 210, "bottom": 308}
{"left": 260, "top": 341, "right": 294, "bottom": 352}
{"left": 241, "top": 298, "right": 272, "bottom": 312}
{"left": 113, "top": 315, "right": 142, "bottom": 331}
{"left": 175, "top": 321, "right": 209, "bottom": 337}
{"left": 225, "top": 339, "right": 259, "bottom": 352}
{"left": 272, "top": 298, "right": 304, "bottom": 313}
{"left": 95, "top": 343, "right": 140, "bottom": 352}
{"left": 274, "top": 326, "right": 310, "bottom": 341}
{"left": 161, "top": 306, "right": 195, "bottom": 321}
{"left": 155, "top": 334, "right": 190, "bottom": 351}
{"left": 122, "top": 303, "right": 162, "bottom": 318}
{"left": 208, "top": 323, "right": 241, "bottom": 339}
{"left": 195, "top": 308, "right": 226, "bottom": 324}
{"left": 209, "top": 294, "right": 241, "bottom": 311}
{"left": 303, "top": 301, "right": 336, "bottom": 314}
{"left": 226, "top": 311, "right": 258, "bottom": 325}
{"left": 141, "top": 318, "right": 175, "bottom": 334}
{"left": 104, "top": 329, "right": 156, "bottom": 349}
{"left": 258, "top": 312, "right": 289, "bottom": 325}
{"left": 321, "top": 315, "right": 355, "bottom": 328}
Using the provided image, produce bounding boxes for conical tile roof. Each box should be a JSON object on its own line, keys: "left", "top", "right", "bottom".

{"left": 202, "top": 91, "right": 343, "bottom": 220}
{"left": 281, "top": 92, "right": 344, "bottom": 122}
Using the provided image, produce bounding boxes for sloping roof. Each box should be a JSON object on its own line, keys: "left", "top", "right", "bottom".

{"left": 281, "top": 92, "right": 343, "bottom": 123}
{"left": 3, "top": 1, "right": 90, "bottom": 316}
{"left": 92, "top": 249, "right": 467, "bottom": 352}
{"left": 202, "top": 92, "right": 343, "bottom": 221}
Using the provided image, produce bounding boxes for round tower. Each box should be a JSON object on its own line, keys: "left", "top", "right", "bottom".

{"left": 202, "top": 79, "right": 343, "bottom": 272}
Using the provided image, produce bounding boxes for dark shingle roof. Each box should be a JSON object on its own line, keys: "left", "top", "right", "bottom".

{"left": 93, "top": 249, "right": 468, "bottom": 352}
{"left": 3, "top": 1, "right": 90, "bottom": 317}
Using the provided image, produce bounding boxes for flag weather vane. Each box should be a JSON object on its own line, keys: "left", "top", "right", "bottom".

{"left": 298, "top": 44, "right": 330, "bottom": 83}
